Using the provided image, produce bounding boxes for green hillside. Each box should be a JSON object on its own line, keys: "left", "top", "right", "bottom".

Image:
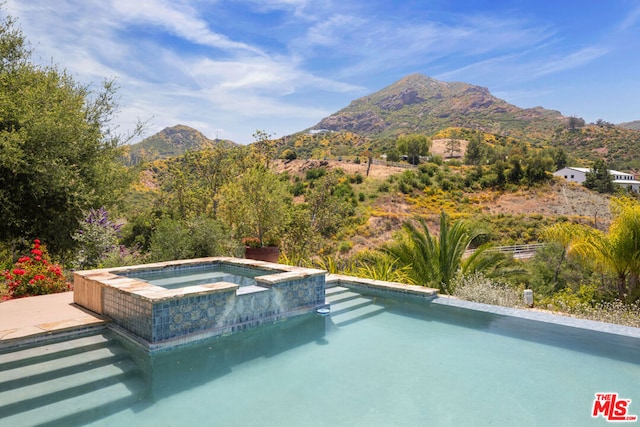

{"left": 121, "top": 124, "right": 236, "bottom": 165}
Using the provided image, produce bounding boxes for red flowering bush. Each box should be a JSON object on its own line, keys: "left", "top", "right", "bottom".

{"left": 1, "top": 239, "right": 71, "bottom": 300}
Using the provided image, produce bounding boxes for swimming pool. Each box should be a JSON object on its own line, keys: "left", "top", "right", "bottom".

{"left": 72, "top": 285, "right": 639, "bottom": 426}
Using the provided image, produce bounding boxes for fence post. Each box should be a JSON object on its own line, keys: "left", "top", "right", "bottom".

{"left": 523, "top": 289, "right": 534, "bottom": 307}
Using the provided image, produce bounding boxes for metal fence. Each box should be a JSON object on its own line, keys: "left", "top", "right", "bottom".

{"left": 465, "top": 243, "right": 545, "bottom": 259}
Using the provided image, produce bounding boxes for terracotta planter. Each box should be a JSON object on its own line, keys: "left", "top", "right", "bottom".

{"left": 244, "top": 246, "right": 280, "bottom": 263}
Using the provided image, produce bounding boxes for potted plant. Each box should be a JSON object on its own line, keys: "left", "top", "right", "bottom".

{"left": 242, "top": 236, "right": 280, "bottom": 263}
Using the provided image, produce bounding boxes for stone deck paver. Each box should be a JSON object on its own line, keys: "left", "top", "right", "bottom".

{"left": 0, "top": 292, "right": 107, "bottom": 345}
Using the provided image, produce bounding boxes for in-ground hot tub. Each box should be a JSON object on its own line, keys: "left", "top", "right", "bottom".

{"left": 73, "top": 257, "right": 326, "bottom": 350}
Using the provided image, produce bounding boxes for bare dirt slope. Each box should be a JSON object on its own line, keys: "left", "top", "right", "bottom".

{"left": 273, "top": 159, "right": 407, "bottom": 179}
{"left": 481, "top": 182, "right": 611, "bottom": 220}
{"left": 431, "top": 139, "right": 468, "bottom": 158}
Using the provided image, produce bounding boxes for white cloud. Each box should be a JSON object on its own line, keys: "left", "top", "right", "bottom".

{"left": 530, "top": 46, "right": 609, "bottom": 78}
{"left": 618, "top": 4, "right": 640, "bottom": 31}
{"left": 111, "top": 0, "right": 264, "bottom": 54}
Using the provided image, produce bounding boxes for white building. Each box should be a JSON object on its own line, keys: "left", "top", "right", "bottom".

{"left": 554, "top": 166, "right": 640, "bottom": 192}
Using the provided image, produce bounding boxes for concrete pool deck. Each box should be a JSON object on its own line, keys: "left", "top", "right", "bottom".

{"left": 0, "top": 292, "right": 107, "bottom": 348}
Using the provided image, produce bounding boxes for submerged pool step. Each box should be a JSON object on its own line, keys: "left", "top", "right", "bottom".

{"left": 329, "top": 295, "right": 376, "bottom": 313}
{"left": 0, "top": 358, "right": 140, "bottom": 417}
{"left": 325, "top": 286, "right": 355, "bottom": 297}
{"left": 0, "top": 332, "right": 149, "bottom": 427}
{"left": 0, "top": 376, "right": 148, "bottom": 427}
{"left": 331, "top": 303, "right": 387, "bottom": 327}
{"left": 0, "top": 333, "right": 112, "bottom": 371}
{"left": 325, "top": 288, "right": 363, "bottom": 303}
{"left": 0, "top": 344, "right": 129, "bottom": 390}
{"left": 325, "top": 288, "right": 386, "bottom": 327}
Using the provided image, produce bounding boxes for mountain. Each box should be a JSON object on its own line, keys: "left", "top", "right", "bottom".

{"left": 311, "top": 74, "right": 567, "bottom": 141}
{"left": 619, "top": 120, "right": 640, "bottom": 131}
{"left": 122, "top": 125, "right": 236, "bottom": 165}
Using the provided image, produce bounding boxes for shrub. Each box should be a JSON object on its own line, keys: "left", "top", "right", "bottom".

{"left": 291, "top": 181, "right": 306, "bottom": 197}
{"left": 349, "top": 173, "right": 364, "bottom": 184}
{"left": 540, "top": 286, "right": 640, "bottom": 328}
{"left": 378, "top": 182, "right": 390, "bottom": 193}
{"left": 305, "top": 168, "right": 326, "bottom": 181}
{"left": 73, "top": 207, "right": 121, "bottom": 269}
{"left": 1, "top": 240, "right": 71, "bottom": 300}
{"left": 452, "top": 273, "right": 523, "bottom": 307}
{"left": 337, "top": 240, "right": 353, "bottom": 253}
{"left": 281, "top": 149, "right": 297, "bottom": 160}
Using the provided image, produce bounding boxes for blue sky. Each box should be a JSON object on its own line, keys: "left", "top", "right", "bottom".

{"left": 6, "top": 0, "right": 640, "bottom": 144}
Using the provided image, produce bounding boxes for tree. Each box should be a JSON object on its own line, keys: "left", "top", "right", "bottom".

{"left": 567, "top": 116, "right": 585, "bottom": 132}
{"left": 218, "top": 166, "right": 292, "bottom": 246}
{"left": 541, "top": 222, "right": 589, "bottom": 289}
{"left": 384, "top": 211, "right": 518, "bottom": 294}
{"left": 507, "top": 157, "right": 524, "bottom": 184}
{"left": 492, "top": 160, "right": 507, "bottom": 188}
{"left": 386, "top": 149, "right": 400, "bottom": 162}
{"left": 464, "top": 134, "right": 484, "bottom": 165}
{"left": 445, "top": 138, "right": 461, "bottom": 158}
{"left": 156, "top": 146, "right": 250, "bottom": 220}
{"left": 552, "top": 148, "right": 568, "bottom": 170}
{"left": 547, "top": 198, "right": 640, "bottom": 302}
{"left": 524, "top": 154, "right": 553, "bottom": 185}
{"left": 0, "top": 12, "right": 139, "bottom": 257}
{"left": 396, "top": 134, "right": 430, "bottom": 165}
{"left": 252, "top": 129, "right": 276, "bottom": 168}
{"left": 149, "top": 216, "right": 238, "bottom": 262}
{"left": 584, "top": 158, "right": 614, "bottom": 193}
{"left": 305, "top": 170, "right": 354, "bottom": 238}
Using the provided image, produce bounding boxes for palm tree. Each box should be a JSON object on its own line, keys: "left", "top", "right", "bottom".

{"left": 541, "top": 222, "right": 589, "bottom": 288}
{"left": 385, "top": 211, "right": 521, "bottom": 294}
{"left": 550, "top": 197, "right": 640, "bottom": 302}
{"left": 461, "top": 246, "right": 528, "bottom": 283}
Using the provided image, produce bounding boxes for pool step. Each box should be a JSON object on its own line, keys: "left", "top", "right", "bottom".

{"left": 326, "top": 287, "right": 386, "bottom": 326}
{"left": 0, "top": 333, "right": 114, "bottom": 372}
{"left": 0, "top": 332, "right": 148, "bottom": 427}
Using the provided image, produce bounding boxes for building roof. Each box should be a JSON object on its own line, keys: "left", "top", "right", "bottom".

{"left": 558, "top": 166, "right": 633, "bottom": 177}
{"left": 613, "top": 180, "right": 640, "bottom": 185}
{"left": 609, "top": 169, "right": 633, "bottom": 176}
{"left": 563, "top": 167, "right": 590, "bottom": 173}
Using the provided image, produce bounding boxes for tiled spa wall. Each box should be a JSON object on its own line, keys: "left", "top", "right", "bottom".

{"left": 74, "top": 259, "right": 327, "bottom": 350}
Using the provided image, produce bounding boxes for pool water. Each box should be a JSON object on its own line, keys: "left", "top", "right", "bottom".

{"left": 86, "top": 286, "right": 640, "bottom": 426}
{"left": 122, "top": 264, "right": 272, "bottom": 289}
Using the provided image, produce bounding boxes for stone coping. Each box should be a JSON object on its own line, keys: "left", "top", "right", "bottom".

{"left": 75, "top": 257, "right": 326, "bottom": 303}
{"left": 433, "top": 295, "right": 640, "bottom": 339}
{"left": 326, "top": 274, "right": 438, "bottom": 298}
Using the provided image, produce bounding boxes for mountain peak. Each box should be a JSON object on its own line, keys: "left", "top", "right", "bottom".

{"left": 312, "top": 74, "right": 564, "bottom": 139}
{"left": 123, "top": 124, "right": 236, "bottom": 164}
